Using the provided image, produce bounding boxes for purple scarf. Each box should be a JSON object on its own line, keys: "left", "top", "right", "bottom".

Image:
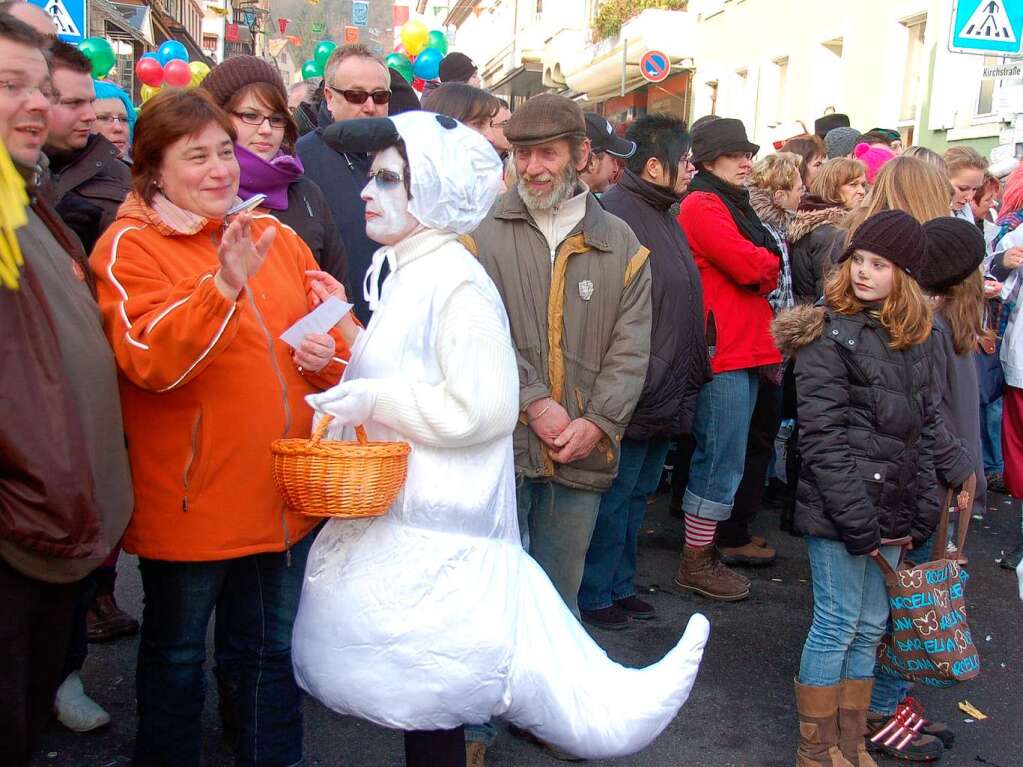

{"left": 235, "top": 143, "right": 304, "bottom": 211}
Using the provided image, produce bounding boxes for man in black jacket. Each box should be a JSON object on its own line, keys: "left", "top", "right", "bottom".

{"left": 579, "top": 114, "right": 712, "bottom": 627}
{"left": 43, "top": 41, "right": 129, "bottom": 254}
{"left": 296, "top": 43, "right": 390, "bottom": 323}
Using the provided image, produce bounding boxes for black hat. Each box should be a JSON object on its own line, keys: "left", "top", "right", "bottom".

{"left": 839, "top": 209, "right": 926, "bottom": 276}
{"left": 691, "top": 117, "right": 758, "bottom": 165}
{"left": 388, "top": 68, "right": 420, "bottom": 115}
{"left": 583, "top": 113, "right": 636, "bottom": 159}
{"left": 439, "top": 52, "right": 477, "bottom": 83}
{"left": 919, "top": 217, "right": 986, "bottom": 293}
{"left": 815, "top": 113, "right": 850, "bottom": 138}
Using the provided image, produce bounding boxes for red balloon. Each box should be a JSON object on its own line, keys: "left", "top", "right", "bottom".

{"left": 136, "top": 56, "right": 164, "bottom": 87}
{"left": 163, "top": 58, "right": 191, "bottom": 88}
{"left": 412, "top": 77, "right": 425, "bottom": 91}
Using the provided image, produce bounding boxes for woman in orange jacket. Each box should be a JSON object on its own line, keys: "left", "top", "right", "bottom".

{"left": 89, "top": 89, "right": 353, "bottom": 767}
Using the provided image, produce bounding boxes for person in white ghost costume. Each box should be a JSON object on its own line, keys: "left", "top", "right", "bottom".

{"left": 291, "top": 111, "right": 710, "bottom": 765}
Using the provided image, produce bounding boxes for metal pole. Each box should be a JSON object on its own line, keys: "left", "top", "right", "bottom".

{"left": 621, "top": 38, "right": 627, "bottom": 97}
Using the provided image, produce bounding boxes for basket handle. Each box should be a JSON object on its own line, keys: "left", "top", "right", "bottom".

{"left": 310, "top": 414, "right": 368, "bottom": 446}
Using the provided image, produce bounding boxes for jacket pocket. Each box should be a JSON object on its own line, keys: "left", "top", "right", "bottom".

{"left": 182, "top": 408, "right": 206, "bottom": 511}
{"left": 855, "top": 457, "right": 887, "bottom": 507}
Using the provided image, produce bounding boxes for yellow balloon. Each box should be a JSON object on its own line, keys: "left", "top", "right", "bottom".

{"left": 140, "top": 84, "right": 159, "bottom": 103}
{"left": 188, "top": 61, "right": 210, "bottom": 87}
{"left": 400, "top": 19, "right": 429, "bottom": 56}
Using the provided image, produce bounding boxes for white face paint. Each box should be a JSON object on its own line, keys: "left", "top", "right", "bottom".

{"left": 361, "top": 146, "right": 420, "bottom": 245}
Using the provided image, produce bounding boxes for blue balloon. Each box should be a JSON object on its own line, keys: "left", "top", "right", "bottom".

{"left": 157, "top": 40, "right": 189, "bottom": 65}
{"left": 140, "top": 52, "right": 160, "bottom": 61}
{"left": 412, "top": 47, "right": 443, "bottom": 80}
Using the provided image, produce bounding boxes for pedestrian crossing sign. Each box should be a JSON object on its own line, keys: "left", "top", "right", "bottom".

{"left": 950, "top": 0, "right": 1023, "bottom": 55}
{"left": 28, "top": 0, "right": 86, "bottom": 44}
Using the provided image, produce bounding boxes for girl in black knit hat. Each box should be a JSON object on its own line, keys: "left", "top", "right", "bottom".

{"left": 771, "top": 209, "right": 945, "bottom": 767}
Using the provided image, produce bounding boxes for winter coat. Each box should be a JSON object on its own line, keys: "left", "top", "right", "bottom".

{"left": 748, "top": 185, "right": 796, "bottom": 314}
{"left": 789, "top": 205, "right": 847, "bottom": 305}
{"left": 45, "top": 134, "right": 130, "bottom": 254}
{"left": 677, "top": 190, "right": 781, "bottom": 374}
{"left": 0, "top": 167, "right": 133, "bottom": 583}
{"left": 773, "top": 304, "right": 941, "bottom": 555}
{"left": 467, "top": 187, "right": 652, "bottom": 492}
{"left": 601, "top": 169, "right": 709, "bottom": 438}
{"left": 296, "top": 128, "right": 379, "bottom": 323}
{"left": 274, "top": 176, "right": 347, "bottom": 282}
{"left": 90, "top": 194, "right": 350, "bottom": 561}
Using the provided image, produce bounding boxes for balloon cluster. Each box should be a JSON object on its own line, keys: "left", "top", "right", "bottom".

{"left": 386, "top": 20, "right": 448, "bottom": 85}
{"left": 300, "top": 40, "right": 337, "bottom": 81}
{"left": 134, "top": 41, "right": 210, "bottom": 102}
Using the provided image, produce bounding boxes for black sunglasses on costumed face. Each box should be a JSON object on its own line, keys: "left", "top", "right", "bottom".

{"left": 326, "top": 84, "right": 391, "bottom": 105}
{"left": 367, "top": 169, "right": 404, "bottom": 189}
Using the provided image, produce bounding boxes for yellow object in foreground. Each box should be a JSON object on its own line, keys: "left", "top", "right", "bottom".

{"left": 957, "top": 700, "right": 988, "bottom": 720}
{"left": 0, "top": 141, "right": 28, "bottom": 290}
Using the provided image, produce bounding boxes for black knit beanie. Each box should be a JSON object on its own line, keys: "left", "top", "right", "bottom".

{"left": 840, "top": 209, "right": 926, "bottom": 276}
{"left": 439, "top": 52, "right": 477, "bottom": 83}
{"left": 919, "top": 217, "right": 986, "bottom": 293}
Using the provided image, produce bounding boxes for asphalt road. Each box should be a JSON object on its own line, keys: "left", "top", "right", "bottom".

{"left": 31, "top": 494, "right": 1023, "bottom": 767}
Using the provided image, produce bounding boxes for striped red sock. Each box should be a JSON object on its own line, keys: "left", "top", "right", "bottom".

{"left": 684, "top": 514, "right": 717, "bottom": 548}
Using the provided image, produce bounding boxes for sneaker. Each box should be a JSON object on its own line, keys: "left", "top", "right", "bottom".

{"left": 867, "top": 705, "right": 944, "bottom": 762}
{"left": 54, "top": 672, "right": 111, "bottom": 732}
{"left": 718, "top": 541, "right": 777, "bottom": 566}
{"left": 580, "top": 605, "right": 629, "bottom": 631}
{"left": 986, "top": 472, "right": 1007, "bottom": 494}
{"left": 614, "top": 595, "right": 655, "bottom": 620}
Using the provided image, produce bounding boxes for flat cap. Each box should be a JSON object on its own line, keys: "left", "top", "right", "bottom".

{"left": 504, "top": 93, "right": 586, "bottom": 147}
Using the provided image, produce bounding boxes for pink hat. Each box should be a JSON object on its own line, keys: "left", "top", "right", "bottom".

{"left": 854, "top": 142, "right": 896, "bottom": 183}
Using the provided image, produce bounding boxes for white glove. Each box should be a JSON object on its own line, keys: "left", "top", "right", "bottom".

{"left": 306, "top": 379, "right": 378, "bottom": 428}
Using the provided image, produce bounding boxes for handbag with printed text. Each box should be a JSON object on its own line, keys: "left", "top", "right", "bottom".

{"left": 876, "top": 483, "right": 980, "bottom": 687}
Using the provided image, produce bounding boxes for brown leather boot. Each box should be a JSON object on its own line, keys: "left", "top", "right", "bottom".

{"left": 86, "top": 591, "right": 139, "bottom": 643}
{"left": 673, "top": 544, "right": 750, "bottom": 601}
{"left": 838, "top": 680, "right": 879, "bottom": 767}
{"left": 795, "top": 679, "right": 855, "bottom": 767}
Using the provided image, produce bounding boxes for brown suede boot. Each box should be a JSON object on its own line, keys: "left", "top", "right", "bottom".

{"left": 838, "top": 680, "right": 879, "bottom": 767}
{"left": 794, "top": 680, "right": 855, "bottom": 767}
{"left": 673, "top": 544, "right": 750, "bottom": 601}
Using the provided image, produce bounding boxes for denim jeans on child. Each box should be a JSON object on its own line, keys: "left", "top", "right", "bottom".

{"left": 134, "top": 530, "right": 315, "bottom": 767}
{"left": 981, "top": 398, "right": 1004, "bottom": 474}
{"left": 517, "top": 478, "right": 600, "bottom": 617}
{"left": 798, "top": 537, "right": 900, "bottom": 686}
{"left": 682, "top": 369, "right": 759, "bottom": 521}
{"left": 578, "top": 438, "right": 670, "bottom": 611}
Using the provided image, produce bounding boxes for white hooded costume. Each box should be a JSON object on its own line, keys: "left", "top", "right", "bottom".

{"left": 292, "top": 111, "right": 709, "bottom": 759}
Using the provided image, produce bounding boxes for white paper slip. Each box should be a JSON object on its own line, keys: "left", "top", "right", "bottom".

{"left": 280, "top": 296, "right": 352, "bottom": 349}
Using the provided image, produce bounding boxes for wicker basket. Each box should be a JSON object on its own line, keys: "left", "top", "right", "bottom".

{"left": 271, "top": 415, "right": 411, "bottom": 518}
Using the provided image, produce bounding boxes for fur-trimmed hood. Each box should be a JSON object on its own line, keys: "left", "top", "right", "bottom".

{"left": 748, "top": 184, "right": 795, "bottom": 235}
{"left": 790, "top": 206, "right": 847, "bottom": 244}
{"left": 771, "top": 304, "right": 827, "bottom": 356}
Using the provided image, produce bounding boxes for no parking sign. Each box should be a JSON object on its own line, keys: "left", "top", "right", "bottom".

{"left": 640, "top": 50, "right": 671, "bottom": 83}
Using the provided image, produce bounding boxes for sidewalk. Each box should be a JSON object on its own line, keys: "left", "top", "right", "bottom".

{"left": 32, "top": 493, "right": 1023, "bottom": 767}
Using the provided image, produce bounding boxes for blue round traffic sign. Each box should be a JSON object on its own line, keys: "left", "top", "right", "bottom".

{"left": 640, "top": 50, "right": 671, "bottom": 83}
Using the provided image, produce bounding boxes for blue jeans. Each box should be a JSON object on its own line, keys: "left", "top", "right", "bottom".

{"left": 517, "top": 478, "right": 600, "bottom": 617}
{"left": 683, "top": 369, "right": 759, "bottom": 521}
{"left": 798, "top": 537, "right": 900, "bottom": 687}
{"left": 981, "top": 398, "right": 1004, "bottom": 474}
{"left": 578, "top": 438, "right": 669, "bottom": 611}
{"left": 134, "top": 531, "right": 315, "bottom": 767}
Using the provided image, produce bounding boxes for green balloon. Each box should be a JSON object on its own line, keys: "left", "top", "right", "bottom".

{"left": 427, "top": 30, "right": 448, "bottom": 57}
{"left": 79, "top": 37, "right": 116, "bottom": 79}
{"left": 314, "top": 40, "right": 337, "bottom": 71}
{"left": 385, "top": 52, "right": 413, "bottom": 83}
{"left": 301, "top": 58, "right": 322, "bottom": 80}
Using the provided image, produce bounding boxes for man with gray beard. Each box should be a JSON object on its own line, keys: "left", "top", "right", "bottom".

{"left": 467, "top": 93, "right": 652, "bottom": 620}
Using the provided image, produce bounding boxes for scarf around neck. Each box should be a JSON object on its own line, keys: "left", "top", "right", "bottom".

{"left": 689, "top": 168, "right": 782, "bottom": 258}
{"left": 235, "top": 144, "right": 303, "bottom": 211}
{"left": 617, "top": 167, "right": 681, "bottom": 212}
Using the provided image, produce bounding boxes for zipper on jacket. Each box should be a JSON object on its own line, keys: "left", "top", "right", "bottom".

{"left": 244, "top": 285, "right": 294, "bottom": 557}
{"left": 182, "top": 409, "right": 202, "bottom": 512}
{"left": 303, "top": 193, "right": 313, "bottom": 217}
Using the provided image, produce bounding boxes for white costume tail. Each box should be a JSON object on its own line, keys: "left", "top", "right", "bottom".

{"left": 502, "top": 556, "right": 710, "bottom": 759}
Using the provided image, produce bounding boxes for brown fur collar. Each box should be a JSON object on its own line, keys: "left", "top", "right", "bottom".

{"left": 789, "top": 206, "right": 847, "bottom": 244}
{"left": 772, "top": 304, "right": 827, "bottom": 356}
{"left": 748, "top": 185, "right": 795, "bottom": 235}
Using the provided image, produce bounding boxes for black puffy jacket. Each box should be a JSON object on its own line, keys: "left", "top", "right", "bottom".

{"left": 773, "top": 304, "right": 941, "bottom": 555}
{"left": 601, "top": 169, "right": 710, "bottom": 439}
{"left": 789, "top": 205, "right": 847, "bottom": 304}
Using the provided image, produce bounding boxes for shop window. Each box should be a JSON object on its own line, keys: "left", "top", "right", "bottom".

{"left": 203, "top": 33, "right": 218, "bottom": 51}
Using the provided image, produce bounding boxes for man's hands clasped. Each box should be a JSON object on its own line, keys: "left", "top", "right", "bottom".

{"left": 526, "top": 397, "right": 605, "bottom": 464}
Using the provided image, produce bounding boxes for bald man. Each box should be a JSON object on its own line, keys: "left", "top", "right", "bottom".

{"left": 1, "top": 1, "right": 57, "bottom": 36}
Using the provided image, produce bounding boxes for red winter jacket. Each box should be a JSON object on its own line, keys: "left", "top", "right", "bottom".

{"left": 677, "top": 191, "right": 782, "bottom": 374}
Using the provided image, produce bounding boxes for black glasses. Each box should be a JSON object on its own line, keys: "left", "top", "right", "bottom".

{"left": 367, "top": 169, "right": 404, "bottom": 189}
{"left": 326, "top": 85, "right": 391, "bottom": 105}
{"left": 231, "top": 110, "right": 289, "bottom": 129}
